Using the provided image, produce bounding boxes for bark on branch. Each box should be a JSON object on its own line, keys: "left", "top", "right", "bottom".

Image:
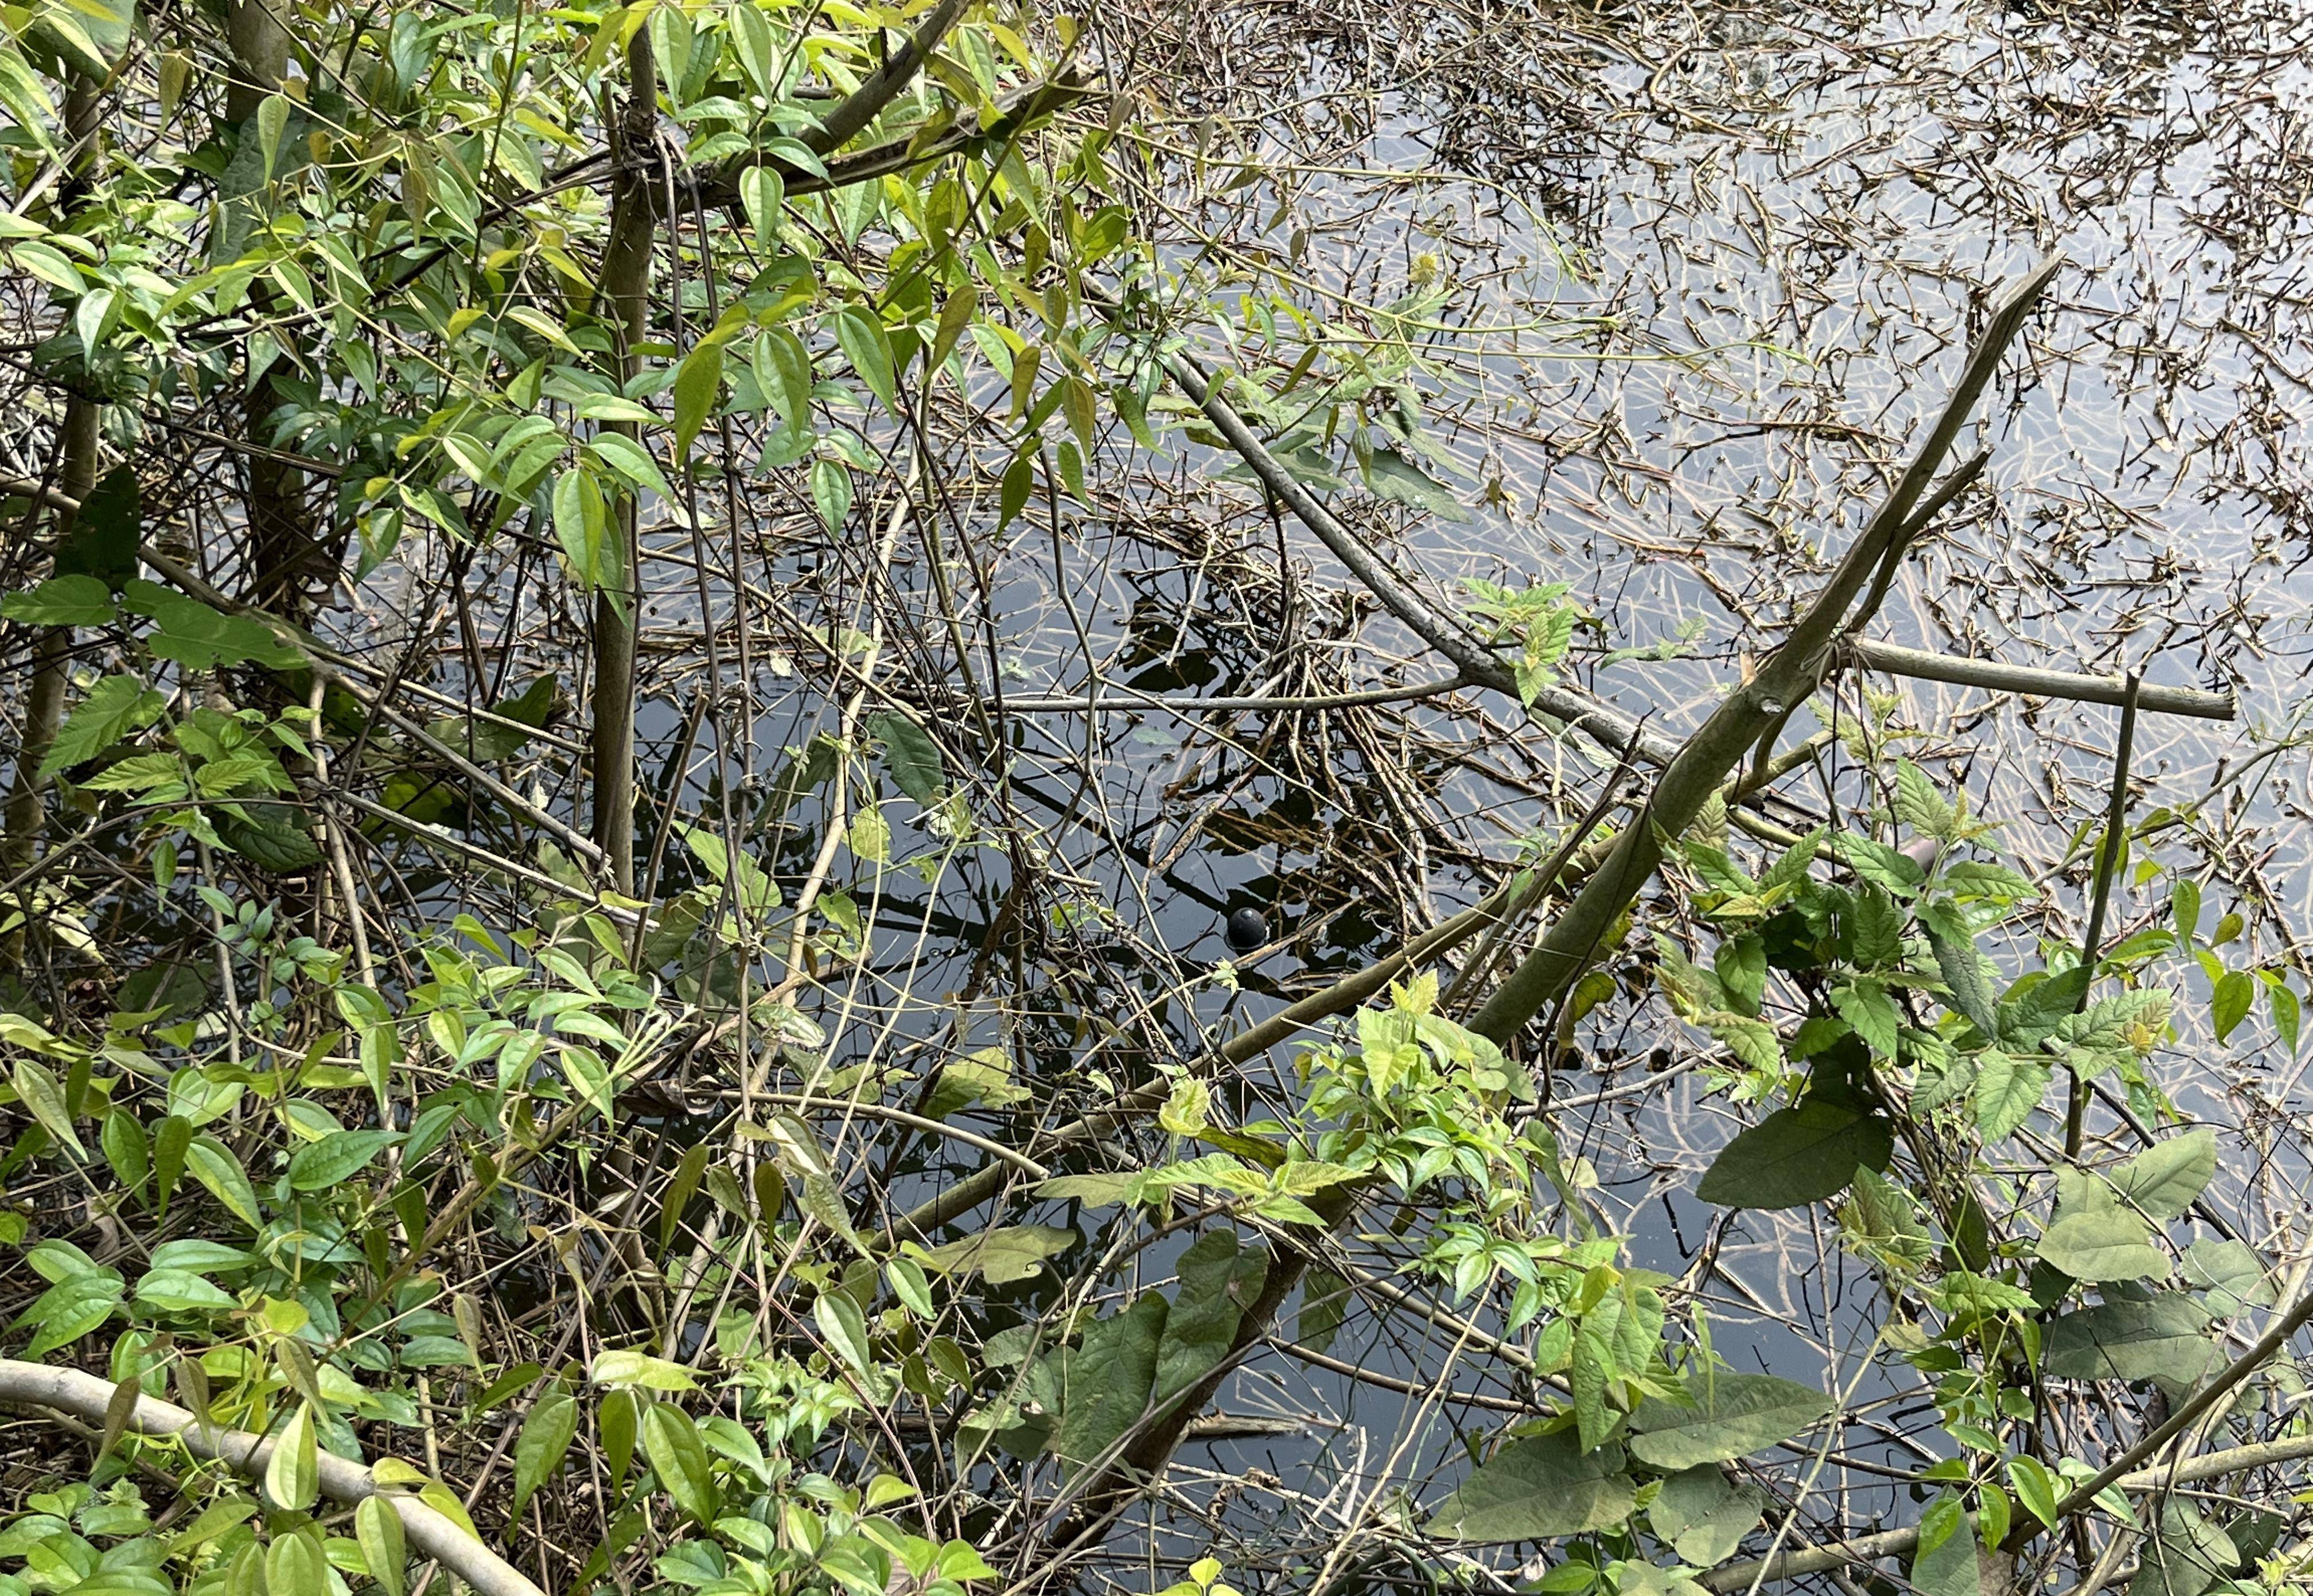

{"left": 1465, "top": 255, "right": 2065, "bottom": 1045}
{"left": 0, "top": 1360, "right": 545, "bottom": 1596}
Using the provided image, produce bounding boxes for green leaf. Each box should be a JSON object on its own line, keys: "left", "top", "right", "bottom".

{"left": 11, "top": 1058, "right": 85, "bottom": 1157}
{"left": 286, "top": 1129, "right": 392, "bottom": 1190}
{"left": 866, "top": 711, "right": 945, "bottom": 804}
{"left": 512, "top": 1387, "right": 579, "bottom": 1516}
{"left": 356, "top": 1497, "right": 406, "bottom": 1596}
{"left": 1999, "top": 967, "right": 2090, "bottom": 1048}
{"left": 1922, "top": 902, "right": 1997, "bottom": 1034}
{"left": 588, "top": 432, "right": 679, "bottom": 503}
{"left": 264, "top": 1401, "right": 319, "bottom": 1511}
{"left": 1696, "top": 1099, "right": 1892, "bottom": 1209}
{"left": 1831, "top": 980, "right": 1900, "bottom": 1056}
{"left": 2180, "top": 1237, "right": 2274, "bottom": 1316}
{"left": 266, "top": 1528, "right": 329, "bottom": 1596}
{"left": 739, "top": 166, "right": 784, "bottom": 242}
{"left": 671, "top": 340, "right": 725, "bottom": 460}
{"left": 813, "top": 1289, "right": 875, "bottom": 1380}
{"left": 1430, "top": 1429, "right": 1638, "bottom": 1541}
{"left": 2111, "top": 1128, "right": 2215, "bottom": 1219}
{"left": 553, "top": 468, "right": 608, "bottom": 591}
{"left": 999, "top": 453, "right": 1033, "bottom": 528}
{"left": 1627, "top": 1373, "right": 1834, "bottom": 1469}
{"left": 2, "top": 574, "right": 116, "bottom": 626}
{"left": 591, "top": 1349, "right": 700, "bottom": 1391}
{"left": 2131, "top": 1501, "right": 2238, "bottom": 1596}
{"left": 2035, "top": 1186, "right": 2168, "bottom": 1283}
{"left": 1153, "top": 1228, "right": 1267, "bottom": 1407}
{"left": 1894, "top": 760, "right": 1957, "bottom": 840}
{"left": 753, "top": 326, "right": 814, "bottom": 429}
{"left": 1361, "top": 444, "right": 1467, "bottom": 521}
{"left": 185, "top": 1135, "right": 264, "bottom": 1229}
{"left": 1911, "top": 1492, "right": 1980, "bottom": 1596}
{"left": 213, "top": 806, "right": 323, "bottom": 871}
{"left": 2043, "top": 1294, "right": 2221, "bottom": 1385}
{"left": 641, "top": 1401, "right": 718, "bottom": 1525}
{"left": 26, "top": 0, "right": 138, "bottom": 77}
{"left": 1972, "top": 1049, "right": 2051, "bottom": 1140}
{"left": 153, "top": 1113, "right": 189, "bottom": 1219}
{"left": 917, "top": 1224, "right": 1073, "bottom": 1285}
{"left": 1649, "top": 1465, "right": 1764, "bottom": 1565}
{"left": 40, "top": 674, "right": 164, "bottom": 778}
{"left": 2008, "top": 1456, "right": 2061, "bottom": 1531}
{"left": 1052, "top": 1291, "right": 1167, "bottom": 1478}
{"left": 836, "top": 307, "right": 898, "bottom": 415}
{"left": 122, "top": 581, "right": 304, "bottom": 670}
{"left": 809, "top": 457, "right": 852, "bottom": 532}
{"left": 2212, "top": 968, "right": 2254, "bottom": 1044}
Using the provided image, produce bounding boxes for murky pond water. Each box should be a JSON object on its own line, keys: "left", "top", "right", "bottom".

{"left": 314, "top": 0, "right": 2313, "bottom": 1576}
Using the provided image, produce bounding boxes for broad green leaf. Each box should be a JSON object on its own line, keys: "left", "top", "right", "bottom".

{"left": 1627, "top": 1374, "right": 1833, "bottom": 1469}
{"left": 1922, "top": 901, "right": 1997, "bottom": 1034}
{"left": 1972, "top": 1049, "right": 2051, "bottom": 1140}
{"left": 2131, "top": 1501, "right": 2238, "bottom": 1596}
{"left": 917, "top": 1224, "right": 1073, "bottom": 1285}
{"left": 265, "top": 1528, "right": 329, "bottom": 1596}
{"left": 1051, "top": 1291, "right": 1167, "bottom": 1477}
{"left": 264, "top": 1401, "right": 319, "bottom": 1511}
{"left": 739, "top": 166, "right": 783, "bottom": 242}
{"left": 2112, "top": 1128, "right": 2215, "bottom": 1219}
{"left": 2035, "top": 1186, "right": 2167, "bottom": 1283}
{"left": 11, "top": 1058, "right": 85, "bottom": 1157}
{"left": 553, "top": 468, "right": 608, "bottom": 591}
{"left": 641, "top": 1401, "right": 718, "bottom": 1524}
{"left": 512, "top": 1388, "right": 579, "bottom": 1516}
{"left": 2, "top": 574, "right": 116, "bottom": 626}
{"left": 589, "top": 432, "right": 679, "bottom": 502}
{"left": 1430, "top": 1429, "right": 1638, "bottom": 1541}
{"left": 1153, "top": 1228, "right": 1267, "bottom": 1407}
{"left": 26, "top": 0, "right": 138, "bottom": 76}
{"left": 185, "top": 1135, "right": 263, "bottom": 1229}
{"left": 40, "top": 674, "right": 163, "bottom": 778}
{"left": 1911, "top": 1492, "right": 1980, "bottom": 1596}
{"left": 1696, "top": 1099, "right": 1892, "bottom": 1209}
{"left": 287, "top": 1130, "right": 392, "bottom": 1190}
{"left": 2008, "top": 1455, "right": 2062, "bottom": 1531}
{"left": 836, "top": 306, "right": 897, "bottom": 415}
{"left": 1361, "top": 444, "right": 1466, "bottom": 521}
{"left": 2043, "top": 1294, "right": 2221, "bottom": 1385}
{"left": 753, "top": 326, "right": 813, "bottom": 429}
{"left": 356, "top": 1497, "right": 406, "bottom": 1596}
{"left": 2180, "top": 1237, "right": 2273, "bottom": 1316}
{"left": 2212, "top": 968, "right": 2254, "bottom": 1043}
{"left": 813, "top": 1289, "right": 875, "bottom": 1379}
{"left": 671, "top": 340, "right": 725, "bottom": 459}
{"left": 809, "top": 456, "right": 852, "bottom": 532}
{"left": 1649, "top": 1465, "right": 1764, "bottom": 1565}
{"left": 865, "top": 711, "right": 944, "bottom": 804}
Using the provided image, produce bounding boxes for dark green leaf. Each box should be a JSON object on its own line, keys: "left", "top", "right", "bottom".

{"left": 512, "top": 1388, "right": 579, "bottom": 1517}
{"left": 1696, "top": 1100, "right": 1892, "bottom": 1209}
{"left": 2043, "top": 1294, "right": 2221, "bottom": 1384}
{"left": 2112, "top": 1128, "right": 2215, "bottom": 1220}
{"left": 866, "top": 711, "right": 945, "bottom": 804}
{"left": 1052, "top": 1291, "right": 1166, "bottom": 1478}
{"left": 1154, "top": 1228, "right": 1267, "bottom": 1407}
{"left": 1627, "top": 1374, "right": 1833, "bottom": 1469}
{"left": 1430, "top": 1429, "right": 1638, "bottom": 1541}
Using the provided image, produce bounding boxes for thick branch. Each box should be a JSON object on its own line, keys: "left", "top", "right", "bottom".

{"left": 1466, "top": 255, "right": 2063, "bottom": 1046}
{"left": 1849, "top": 640, "right": 2235, "bottom": 721}
{"left": 0, "top": 1360, "right": 545, "bottom": 1596}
